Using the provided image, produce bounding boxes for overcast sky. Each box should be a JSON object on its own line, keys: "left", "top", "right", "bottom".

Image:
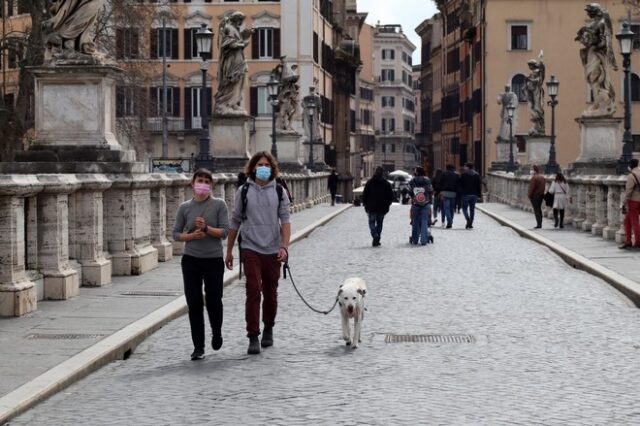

{"left": 357, "top": 0, "right": 439, "bottom": 65}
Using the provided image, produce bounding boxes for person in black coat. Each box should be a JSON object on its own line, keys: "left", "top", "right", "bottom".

{"left": 362, "top": 166, "right": 394, "bottom": 247}
{"left": 439, "top": 164, "right": 460, "bottom": 228}
{"left": 327, "top": 169, "right": 339, "bottom": 206}
{"left": 459, "top": 162, "right": 482, "bottom": 229}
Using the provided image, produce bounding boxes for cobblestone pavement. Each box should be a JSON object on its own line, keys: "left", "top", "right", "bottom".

{"left": 10, "top": 204, "right": 640, "bottom": 426}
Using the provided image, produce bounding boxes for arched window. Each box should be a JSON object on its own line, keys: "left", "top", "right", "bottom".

{"left": 632, "top": 73, "right": 640, "bottom": 102}
{"left": 511, "top": 74, "right": 527, "bottom": 103}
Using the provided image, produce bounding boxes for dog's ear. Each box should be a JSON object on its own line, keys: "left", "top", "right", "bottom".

{"left": 338, "top": 288, "right": 343, "bottom": 296}
{"left": 357, "top": 288, "right": 366, "bottom": 296}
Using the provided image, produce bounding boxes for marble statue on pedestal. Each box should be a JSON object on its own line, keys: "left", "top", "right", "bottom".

{"left": 525, "top": 52, "right": 545, "bottom": 136}
{"left": 272, "top": 56, "right": 300, "bottom": 134}
{"left": 497, "top": 85, "right": 519, "bottom": 142}
{"left": 43, "top": 0, "right": 108, "bottom": 64}
{"left": 214, "top": 11, "right": 253, "bottom": 116}
{"left": 575, "top": 3, "right": 618, "bottom": 117}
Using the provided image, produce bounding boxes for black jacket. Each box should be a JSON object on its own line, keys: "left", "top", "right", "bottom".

{"left": 327, "top": 173, "right": 338, "bottom": 191}
{"left": 459, "top": 170, "right": 482, "bottom": 197}
{"left": 440, "top": 170, "right": 460, "bottom": 193}
{"left": 362, "top": 175, "right": 394, "bottom": 214}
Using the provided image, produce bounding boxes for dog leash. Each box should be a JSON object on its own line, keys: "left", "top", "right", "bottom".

{"left": 282, "top": 253, "right": 339, "bottom": 315}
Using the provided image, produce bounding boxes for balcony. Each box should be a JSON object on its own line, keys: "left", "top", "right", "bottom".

{"left": 144, "top": 117, "right": 187, "bottom": 133}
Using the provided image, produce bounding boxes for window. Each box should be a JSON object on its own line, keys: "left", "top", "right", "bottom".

{"left": 381, "top": 118, "right": 395, "bottom": 133}
{"left": 184, "top": 27, "right": 213, "bottom": 59}
{"left": 382, "top": 49, "right": 395, "bottom": 60}
{"left": 631, "top": 24, "right": 640, "bottom": 51}
{"left": 360, "top": 87, "right": 374, "bottom": 101}
{"left": 151, "top": 28, "right": 178, "bottom": 59}
{"left": 632, "top": 73, "right": 640, "bottom": 102}
{"left": 511, "top": 74, "right": 527, "bottom": 102}
{"left": 116, "top": 87, "right": 137, "bottom": 117}
{"left": 259, "top": 28, "right": 273, "bottom": 58}
{"left": 381, "top": 96, "right": 395, "bottom": 107}
{"left": 509, "top": 24, "right": 529, "bottom": 50}
{"left": 253, "top": 28, "right": 280, "bottom": 60}
{"left": 116, "top": 28, "right": 139, "bottom": 59}
{"left": 150, "top": 87, "right": 178, "bottom": 117}
{"left": 381, "top": 69, "right": 395, "bottom": 82}
{"left": 313, "top": 32, "right": 319, "bottom": 63}
{"left": 17, "top": 0, "right": 28, "bottom": 14}
{"left": 257, "top": 86, "right": 274, "bottom": 115}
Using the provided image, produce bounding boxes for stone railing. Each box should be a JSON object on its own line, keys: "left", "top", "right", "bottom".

{"left": 0, "top": 171, "right": 330, "bottom": 317}
{"left": 486, "top": 171, "right": 627, "bottom": 241}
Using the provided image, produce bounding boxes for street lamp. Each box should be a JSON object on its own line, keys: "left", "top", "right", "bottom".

{"left": 267, "top": 73, "right": 280, "bottom": 159}
{"left": 545, "top": 75, "right": 560, "bottom": 174}
{"left": 303, "top": 92, "right": 318, "bottom": 171}
{"left": 616, "top": 21, "right": 635, "bottom": 174}
{"left": 506, "top": 103, "right": 517, "bottom": 172}
{"left": 194, "top": 23, "right": 214, "bottom": 171}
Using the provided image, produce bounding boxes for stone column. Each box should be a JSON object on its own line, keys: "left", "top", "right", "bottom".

{"left": 165, "top": 174, "right": 190, "bottom": 255}
{"left": 581, "top": 179, "right": 597, "bottom": 232}
{"left": 37, "top": 175, "right": 81, "bottom": 300}
{"left": 73, "top": 174, "right": 113, "bottom": 286}
{"left": 591, "top": 177, "right": 608, "bottom": 236}
{"left": 104, "top": 174, "right": 158, "bottom": 275}
{"left": 149, "top": 174, "right": 173, "bottom": 262}
{"left": 573, "top": 178, "right": 587, "bottom": 229}
{"left": 603, "top": 176, "right": 624, "bottom": 240}
{"left": 0, "top": 176, "right": 43, "bottom": 316}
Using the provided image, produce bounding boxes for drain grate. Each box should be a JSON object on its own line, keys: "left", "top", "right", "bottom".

{"left": 121, "top": 290, "right": 182, "bottom": 297}
{"left": 385, "top": 334, "right": 476, "bottom": 344}
{"left": 25, "top": 333, "right": 105, "bottom": 340}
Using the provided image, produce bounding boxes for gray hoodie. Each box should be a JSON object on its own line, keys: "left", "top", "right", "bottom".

{"left": 229, "top": 178, "right": 291, "bottom": 255}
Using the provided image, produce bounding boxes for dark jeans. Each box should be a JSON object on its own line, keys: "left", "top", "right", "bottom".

{"left": 530, "top": 196, "right": 544, "bottom": 227}
{"left": 462, "top": 195, "right": 478, "bottom": 224}
{"left": 553, "top": 208, "right": 565, "bottom": 227}
{"left": 242, "top": 249, "right": 281, "bottom": 336}
{"left": 330, "top": 189, "right": 337, "bottom": 205}
{"left": 181, "top": 255, "right": 224, "bottom": 351}
{"left": 411, "top": 204, "right": 431, "bottom": 245}
{"left": 368, "top": 212, "right": 386, "bottom": 239}
{"left": 443, "top": 196, "right": 456, "bottom": 226}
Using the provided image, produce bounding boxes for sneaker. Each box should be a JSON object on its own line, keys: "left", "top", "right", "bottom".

{"left": 248, "top": 335, "right": 260, "bottom": 355}
{"left": 372, "top": 237, "right": 381, "bottom": 247}
{"left": 211, "top": 334, "right": 223, "bottom": 351}
{"left": 446, "top": 224, "right": 452, "bottom": 229}
{"left": 618, "top": 243, "right": 632, "bottom": 250}
{"left": 190, "top": 349, "right": 205, "bottom": 361}
{"left": 428, "top": 235, "right": 434, "bottom": 243}
{"left": 261, "top": 327, "right": 273, "bottom": 348}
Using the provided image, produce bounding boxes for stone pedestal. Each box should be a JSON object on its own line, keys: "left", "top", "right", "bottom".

{"left": 0, "top": 176, "right": 43, "bottom": 316}
{"left": 211, "top": 115, "right": 252, "bottom": 171}
{"left": 37, "top": 175, "right": 81, "bottom": 300}
{"left": 569, "top": 116, "right": 622, "bottom": 174}
{"left": 524, "top": 135, "right": 550, "bottom": 167}
{"left": 165, "top": 174, "right": 190, "bottom": 255}
{"left": 276, "top": 132, "right": 304, "bottom": 172}
{"left": 150, "top": 174, "right": 173, "bottom": 262}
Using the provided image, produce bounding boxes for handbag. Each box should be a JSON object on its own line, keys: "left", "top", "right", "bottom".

{"left": 544, "top": 191, "right": 554, "bottom": 207}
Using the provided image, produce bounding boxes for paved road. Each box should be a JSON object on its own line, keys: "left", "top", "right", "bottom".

{"left": 10, "top": 204, "right": 640, "bottom": 425}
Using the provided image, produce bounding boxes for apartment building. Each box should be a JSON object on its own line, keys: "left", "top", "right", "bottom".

{"left": 372, "top": 23, "right": 419, "bottom": 172}
{"left": 0, "top": 0, "right": 362, "bottom": 173}
{"left": 0, "top": 0, "right": 30, "bottom": 113}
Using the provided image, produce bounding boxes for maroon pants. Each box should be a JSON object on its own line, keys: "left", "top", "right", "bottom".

{"left": 241, "top": 249, "right": 281, "bottom": 336}
{"left": 624, "top": 200, "right": 640, "bottom": 247}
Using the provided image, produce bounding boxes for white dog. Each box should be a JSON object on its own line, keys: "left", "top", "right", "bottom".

{"left": 337, "top": 277, "right": 367, "bottom": 348}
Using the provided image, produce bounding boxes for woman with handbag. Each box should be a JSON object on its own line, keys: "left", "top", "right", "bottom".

{"left": 548, "top": 173, "right": 570, "bottom": 228}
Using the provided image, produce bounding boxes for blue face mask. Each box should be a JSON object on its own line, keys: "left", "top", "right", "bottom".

{"left": 256, "top": 166, "right": 271, "bottom": 181}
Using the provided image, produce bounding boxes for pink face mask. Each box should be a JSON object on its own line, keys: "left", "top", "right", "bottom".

{"left": 193, "top": 183, "right": 211, "bottom": 196}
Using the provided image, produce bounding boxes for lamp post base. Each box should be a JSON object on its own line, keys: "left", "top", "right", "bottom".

{"left": 194, "top": 155, "right": 215, "bottom": 172}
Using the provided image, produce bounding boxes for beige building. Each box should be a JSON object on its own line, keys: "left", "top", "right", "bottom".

{"left": 483, "top": 0, "right": 640, "bottom": 172}
{"left": 356, "top": 19, "right": 377, "bottom": 179}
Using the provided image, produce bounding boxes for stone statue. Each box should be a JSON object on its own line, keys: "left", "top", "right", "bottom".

{"left": 302, "top": 84, "right": 322, "bottom": 143}
{"left": 497, "top": 85, "right": 519, "bottom": 142}
{"left": 525, "top": 51, "right": 545, "bottom": 136}
{"left": 214, "top": 11, "right": 253, "bottom": 116}
{"left": 575, "top": 3, "right": 618, "bottom": 117}
{"left": 42, "top": 0, "right": 107, "bottom": 64}
{"left": 272, "top": 56, "right": 300, "bottom": 134}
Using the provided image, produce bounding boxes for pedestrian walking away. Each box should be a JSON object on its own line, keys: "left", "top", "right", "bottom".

{"left": 528, "top": 164, "right": 546, "bottom": 229}
{"left": 362, "top": 166, "right": 394, "bottom": 247}
{"left": 225, "top": 151, "right": 291, "bottom": 355}
{"left": 173, "top": 169, "right": 229, "bottom": 361}
{"left": 432, "top": 168, "right": 444, "bottom": 226}
{"left": 548, "top": 172, "right": 571, "bottom": 229}
{"left": 440, "top": 164, "right": 460, "bottom": 228}
{"left": 407, "top": 166, "right": 434, "bottom": 245}
{"left": 328, "top": 169, "right": 339, "bottom": 206}
{"left": 459, "top": 162, "right": 482, "bottom": 229}
{"left": 619, "top": 158, "right": 640, "bottom": 250}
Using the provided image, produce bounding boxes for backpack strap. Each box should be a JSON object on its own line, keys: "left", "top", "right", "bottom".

{"left": 240, "top": 182, "right": 284, "bottom": 222}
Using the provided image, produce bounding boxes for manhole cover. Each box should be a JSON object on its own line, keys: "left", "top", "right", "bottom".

{"left": 25, "top": 333, "right": 105, "bottom": 340}
{"left": 121, "top": 290, "right": 182, "bottom": 297}
{"left": 385, "top": 334, "right": 476, "bottom": 344}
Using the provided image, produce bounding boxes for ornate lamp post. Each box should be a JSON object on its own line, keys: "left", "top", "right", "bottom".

{"left": 545, "top": 75, "right": 560, "bottom": 174}
{"left": 303, "top": 93, "right": 318, "bottom": 171}
{"left": 266, "top": 73, "right": 280, "bottom": 159}
{"left": 506, "top": 103, "right": 517, "bottom": 172}
{"left": 194, "top": 23, "right": 214, "bottom": 171}
{"left": 616, "top": 21, "right": 635, "bottom": 175}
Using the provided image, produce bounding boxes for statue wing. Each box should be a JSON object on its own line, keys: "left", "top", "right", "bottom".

{"left": 218, "top": 17, "right": 229, "bottom": 49}
{"left": 603, "top": 10, "right": 618, "bottom": 70}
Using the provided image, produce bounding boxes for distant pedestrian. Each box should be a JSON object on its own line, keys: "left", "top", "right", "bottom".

{"left": 619, "top": 158, "right": 640, "bottom": 250}
{"left": 328, "top": 169, "right": 339, "bottom": 206}
{"left": 548, "top": 172, "right": 570, "bottom": 229}
{"left": 408, "top": 167, "right": 434, "bottom": 245}
{"left": 173, "top": 169, "right": 229, "bottom": 361}
{"left": 362, "top": 166, "right": 394, "bottom": 246}
{"left": 432, "top": 168, "right": 443, "bottom": 225}
{"left": 528, "top": 164, "right": 546, "bottom": 229}
{"left": 459, "top": 162, "right": 482, "bottom": 229}
{"left": 225, "top": 151, "right": 291, "bottom": 355}
{"left": 440, "top": 164, "right": 460, "bottom": 228}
